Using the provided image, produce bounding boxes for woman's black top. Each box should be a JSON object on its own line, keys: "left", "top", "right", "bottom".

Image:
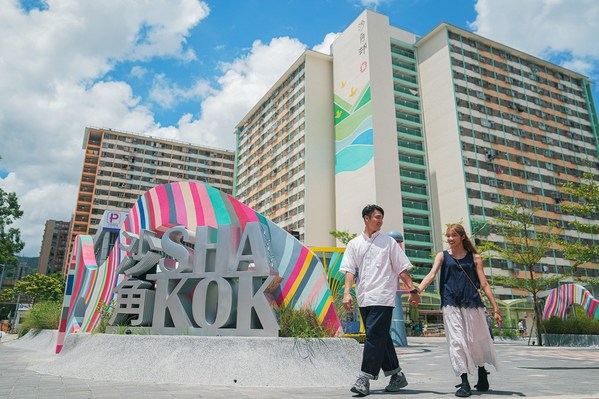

{"left": 439, "top": 250, "right": 484, "bottom": 309}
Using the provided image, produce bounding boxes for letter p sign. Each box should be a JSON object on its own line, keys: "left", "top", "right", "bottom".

{"left": 109, "top": 213, "right": 121, "bottom": 225}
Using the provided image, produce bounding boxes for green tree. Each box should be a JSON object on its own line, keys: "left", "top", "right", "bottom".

{"left": 559, "top": 172, "right": 599, "bottom": 271}
{"left": 478, "top": 202, "right": 561, "bottom": 346}
{"left": 329, "top": 230, "right": 357, "bottom": 245}
{"left": 0, "top": 273, "right": 65, "bottom": 305}
{"left": 0, "top": 174, "right": 25, "bottom": 267}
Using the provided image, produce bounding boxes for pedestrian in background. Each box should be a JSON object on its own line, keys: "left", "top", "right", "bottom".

{"left": 518, "top": 320, "right": 526, "bottom": 336}
{"left": 417, "top": 223, "right": 502, "bottom": 397}
{"left": 341, "top": 204, "right": 420, "bottom": 397}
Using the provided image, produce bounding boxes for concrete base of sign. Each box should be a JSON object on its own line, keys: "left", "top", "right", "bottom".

{"left": 542, "top": 333, "right": 599, "bottom": 347}
{"left": 4, "top": 329, "right": 58, "bottom": 354}
{"left": 24, "top": 331, "right": 363, "bottom": 387}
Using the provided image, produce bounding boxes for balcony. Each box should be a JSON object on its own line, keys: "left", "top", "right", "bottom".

{"left": 397, "top": 125, "right": 422, "bottom": 138}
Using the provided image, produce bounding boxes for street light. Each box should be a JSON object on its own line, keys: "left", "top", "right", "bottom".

{"left": 0, "top": 263, "right": 6, "bottom": 290}
{"left": 12, "top": 291, "right": 21, "bottom": 333}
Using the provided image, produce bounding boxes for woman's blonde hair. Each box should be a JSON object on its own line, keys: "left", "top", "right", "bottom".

{"left": 446, "top": 223, "right": 478, "bottom": 254}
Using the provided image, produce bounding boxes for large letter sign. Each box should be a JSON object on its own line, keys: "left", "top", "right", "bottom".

{"left": 110, "top": 223, "right": 279, "bottom": 335}
{"left": 56, "top": 182, "right": 341, "bottom": 352}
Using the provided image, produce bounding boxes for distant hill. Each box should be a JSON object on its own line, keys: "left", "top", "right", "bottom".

{"left": 17, "top": 256, "right": 39, "bottom": 269}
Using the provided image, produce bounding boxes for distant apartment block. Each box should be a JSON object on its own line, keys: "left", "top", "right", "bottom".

{"left": 234, "top": 9, "right": 599, "bottom": 293}
{"left": 64, "top": 127, "right": 235, "bottom": 272}
{"left": 37, "top": 219, "right": 71, "bottom": 275}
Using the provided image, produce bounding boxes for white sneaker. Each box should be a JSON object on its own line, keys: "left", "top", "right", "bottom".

{"left": 350, "top": 375, "right": 370, "bottom": 396}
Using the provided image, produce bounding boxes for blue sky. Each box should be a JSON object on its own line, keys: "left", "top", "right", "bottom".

{"left": 105, "top": 0, "right": 480, "bottom": 127}
{"left": 1, "top": 0, "right": 598, "bottom": 257}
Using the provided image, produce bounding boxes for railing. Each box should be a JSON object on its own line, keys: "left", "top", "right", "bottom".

{"left": 397, "top": 126, "right": 422, "bottom": 137}
{"left": 400, "top": 169, "right": 426, "bottom": 180}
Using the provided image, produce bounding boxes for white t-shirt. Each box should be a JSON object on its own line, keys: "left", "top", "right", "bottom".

{"left": 339, "top": 232, "right": 412, "bottom": 307}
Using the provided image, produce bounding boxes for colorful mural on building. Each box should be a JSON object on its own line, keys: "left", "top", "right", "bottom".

{"left": 333, "top": 14, "right": 372, "bottom": 175}
{"left": 542, "top": 283, "right": 599, "bottom": 320}
{"left": 56, "top": 182, "right": 342, "bottom": 353}
{"left": 334, "top": 85, "right": 373, "bottom": 174}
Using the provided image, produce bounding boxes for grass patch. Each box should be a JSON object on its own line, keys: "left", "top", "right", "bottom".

{"left": 278, "top": 303, "right": 335, "bottom": 338}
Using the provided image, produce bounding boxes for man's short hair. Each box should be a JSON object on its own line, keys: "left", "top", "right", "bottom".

{"left": 362, "top": 204, "right": 384, "bottom": 218}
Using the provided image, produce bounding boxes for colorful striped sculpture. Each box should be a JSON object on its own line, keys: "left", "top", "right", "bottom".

{"left": 56, "top": 182, "right": 342, "bottom": 353}
{"left": 542, "top": 283, "right": 599, "bottom": 320}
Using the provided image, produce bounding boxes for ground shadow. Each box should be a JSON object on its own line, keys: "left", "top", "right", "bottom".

{"left": 352, "top": 388, "right": 525, "bottom": 397}
{"left": 471, "top": 390, "right": 525, "bottom": 396}
{"left": 353, "top": 388, "right": 452, "bottom": 396}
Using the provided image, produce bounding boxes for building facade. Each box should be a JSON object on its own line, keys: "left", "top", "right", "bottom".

{"left": 37, "top": 219, "right": 71, "bottom": 275}
{"left": 234, "top": 9, "right": 599, "bottom": 294}
{"left": 332, "top": 12, "right": 436, "bottom": 276}
{"left": 64, "top": 127, "right": 235, "bottom": 272}
{"left": 417, "top": 22, "right": 599, "bottom": 294}
{"left": 235, "top": 51, "right": 336, "bottom": 247}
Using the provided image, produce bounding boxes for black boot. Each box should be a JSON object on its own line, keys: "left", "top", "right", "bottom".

{"left": 474, "top": 366, "right": 490, "bottom": 392}
{"left": 455, "top": 374, "right": 472, "bottom": 397}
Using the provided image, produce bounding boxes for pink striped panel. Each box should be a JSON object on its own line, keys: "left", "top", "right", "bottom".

{"left": 196, "top": 184, "right": 217, "bottom": 228}
{"left": 189, "top": 183, "right": 205, "bottom": 227}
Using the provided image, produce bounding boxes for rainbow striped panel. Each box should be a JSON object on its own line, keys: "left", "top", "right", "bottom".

{"left": 56, "top": 182, "right": 341, "bottom": 352}
{"left": 542, "top": 283, "right": 599, "bottom": 320}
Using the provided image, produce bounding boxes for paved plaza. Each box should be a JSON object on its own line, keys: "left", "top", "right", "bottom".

{"left": 1, "top": 333, "right": 598, "bottom": 399}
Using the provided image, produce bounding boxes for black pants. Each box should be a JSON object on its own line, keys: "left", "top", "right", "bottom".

{"left": 359, "top": 306, "right": 401, "bottom": 379}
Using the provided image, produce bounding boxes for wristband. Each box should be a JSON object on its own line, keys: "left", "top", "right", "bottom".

{"left": 409, "top": 288, "right": 419, "bottom": 294}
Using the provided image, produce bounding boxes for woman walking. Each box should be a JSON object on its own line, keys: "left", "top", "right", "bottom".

{"left": 417, "top": 224, "right": 502, "bottom": 397}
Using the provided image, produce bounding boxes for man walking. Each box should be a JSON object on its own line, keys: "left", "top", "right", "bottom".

{"left": 341, "top": 204, "right": 420, "bottom": 396}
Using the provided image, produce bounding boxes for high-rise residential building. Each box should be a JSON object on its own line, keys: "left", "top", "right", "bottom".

{"left": 234, "top": 51, "right": 336, "bottom": 247}
{"left": 64, "top": 127, "right": 235, "bottom": 273}
{"left": 234, "top": 9, "right": 599, "bottom": 293}
{"left": 331, "top": 12, "right": 436, "bottom": 276}
{"left": 37, "top": 219, "right": 71, "bottom": 275}
{"left": 417, "top": 22, "right": 598, "bottom": 294}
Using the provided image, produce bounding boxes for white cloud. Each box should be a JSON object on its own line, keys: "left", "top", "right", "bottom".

{"left": 149, "top": 74, "right": 214, "bottom": 109}
{"left": 560, "top": 58, "right": 596, "bottom": 77}
{"left": 313, "top": 32, "right": 340, "bottom": 55}
{"left": 0, "top": 0, "right": 315, "bottom": 258}
{"left": 167, "top": 37, "right": 307, "bottom": 149}
{"left": 0, "top": 0, "right": 210, "bottom": 257}
{"left": 357, "top": 0, "right": 387, "bottom": 10}
{"left": 470, "top": 0, "right": 599, "bottom": 77}
{"left": 130, "top": 66, "right": 149, "bottom": 80}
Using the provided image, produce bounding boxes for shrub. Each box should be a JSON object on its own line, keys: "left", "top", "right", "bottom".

{"left": 278, "top": 303, "right": 334, "bottom": 338}
{"left": 543, "top": 315, "right": 599, "bottom": 335}
{"left": 492, "top": 327, "right": 519, "bottom": 339}
{"left": 93, "top": 300, "right": 114, "bottom": 334}
{"left": 18, "top": 301, "right": 61, "bottom": 337}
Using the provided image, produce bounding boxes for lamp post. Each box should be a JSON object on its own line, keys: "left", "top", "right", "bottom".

{"left": 12, "top": 291, "right": 21, "bottom": 333}
{"left": 0, "top": 263, "right": 6, "bottom": 291}
{"left": 387, "top": 231, "right": 408, "bottom": 347}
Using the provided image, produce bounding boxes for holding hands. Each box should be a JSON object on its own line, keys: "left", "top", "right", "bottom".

{"left": 408, "top": 288, "right": 420, "bottom": 307}
{"left": 343, "top": 292, "right": 354, "bottom": 312}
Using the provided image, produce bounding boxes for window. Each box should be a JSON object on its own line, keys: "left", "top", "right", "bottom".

{"left": 481, "top": 119, "right": 494, "bottom": 128}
